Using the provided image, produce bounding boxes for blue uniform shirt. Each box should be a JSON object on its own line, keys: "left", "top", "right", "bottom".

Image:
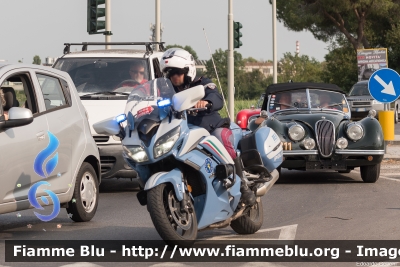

{"left": 178, "top": 77, "right": 229, "bottom": 133}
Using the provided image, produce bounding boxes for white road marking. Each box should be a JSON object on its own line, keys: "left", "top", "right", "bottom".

{"left": 203, "top": 224, "right": 298, "bottom": 241}
{"left": 59, "top": 263, "right": 103, "bottom": 267}
{"left": 381, "top": 176, "right": 400, "bottom": 182}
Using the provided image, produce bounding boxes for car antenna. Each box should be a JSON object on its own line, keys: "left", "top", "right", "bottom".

{"left": 203, "top": 28, "right": 230, "bottom": 119}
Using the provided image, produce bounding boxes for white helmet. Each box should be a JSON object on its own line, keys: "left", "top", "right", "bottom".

{"left": 160, "top": 48, "right": 196, "bottom": 83}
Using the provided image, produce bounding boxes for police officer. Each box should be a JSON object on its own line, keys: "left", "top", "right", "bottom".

{"left": 160, "top": 48, "right": 255, "bottom": 206}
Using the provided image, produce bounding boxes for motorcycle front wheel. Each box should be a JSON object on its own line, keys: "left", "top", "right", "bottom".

{"left": 147, "top": 183, "right": 197, "bottom": 246}
{"left": 230, "top": 199, "right": 263, "bottom": 234}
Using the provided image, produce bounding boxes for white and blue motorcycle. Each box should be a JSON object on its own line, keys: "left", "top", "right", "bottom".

{"left": 94, "top": 78, "right": 283, "bottom": 246}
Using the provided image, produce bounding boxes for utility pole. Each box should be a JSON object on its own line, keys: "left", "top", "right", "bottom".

{"left": 228, "top": 0, "right": 234, "bottom": 121}
{"left": 155, "top": 0, "right": 161, "bottom": 51}
{"left": 105, "top": 0, "right": 111, "bottom": 49}
{"left": 272, "top": 0, "right": 277, "bottom": 83}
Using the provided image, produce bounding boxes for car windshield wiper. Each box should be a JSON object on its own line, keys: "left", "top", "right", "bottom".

{"left": 323, "top": 103, "right": 344, "bottom": 108}
{"left": 275, "top": 102, "right": 299, "bottom": 111}
{"left": 80, "top": 91, "right": 130, "bottom": 97}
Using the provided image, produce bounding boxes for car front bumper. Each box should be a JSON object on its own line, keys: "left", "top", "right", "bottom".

{"left": 281, "top": 149, "right": 384, "bottom": 170}
{"left": 98, "top": 144, "right": 138, "bottom": 179}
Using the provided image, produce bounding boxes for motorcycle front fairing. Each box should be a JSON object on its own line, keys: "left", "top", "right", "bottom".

{"left": 176, "top": 137, "right": 242, "bottom": 229}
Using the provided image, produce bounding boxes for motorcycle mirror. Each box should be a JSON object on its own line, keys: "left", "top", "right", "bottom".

{"left": 172, "top": 85, "right": 205, "bottom": 112}
{"left": 93, "top": 116, "right": 120, "bottom": 135}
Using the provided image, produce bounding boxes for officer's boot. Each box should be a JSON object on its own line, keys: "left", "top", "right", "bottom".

{"left": 233, "top": 156, "right": 256, "bottom": 206}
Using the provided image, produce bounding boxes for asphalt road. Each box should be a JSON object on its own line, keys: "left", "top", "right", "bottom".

{"left": 0, "top": 163, "right": 399, "bottom": 267}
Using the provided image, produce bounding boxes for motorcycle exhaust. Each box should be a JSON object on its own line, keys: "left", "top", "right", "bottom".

{"left": 200, "top": 205, "right": 247, "bottom": 230}
{"left": 256, "top": 169, "right": 279, "bottom": 196}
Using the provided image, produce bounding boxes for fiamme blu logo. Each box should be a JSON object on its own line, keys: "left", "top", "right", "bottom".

{"left": 28, "top": 131, "right": 60, "bottom": 222}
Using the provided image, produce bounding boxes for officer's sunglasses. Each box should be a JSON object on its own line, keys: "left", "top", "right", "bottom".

{"left": 168, "top": 68, "right": 187, "bottom": 76}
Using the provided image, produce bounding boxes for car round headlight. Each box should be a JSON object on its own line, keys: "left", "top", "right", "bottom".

{"left": 346, "top": 123, "right": 364, "bottom": 141}
{"left": 302, "top": 138, "right": 315, "bottom": 150}
{"left": 368, "top": 109, "right": 377, "bottom": 118}
{"left": 288, "top": 124, "right": 305, "bottom": 141}
{"left": 336, "top": 137, "right": 348, "bottom": 149}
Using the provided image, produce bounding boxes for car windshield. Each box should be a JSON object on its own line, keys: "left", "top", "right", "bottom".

{"left": 53, "top": 58, "right": 150, "bottom": 94}
{"left": 268, "top": 89, "right": 349, "bottom": 113}
{"left": 257, "top": 94, "right": 265, "bottom": 108}
{"left": 126, "top": 78, "right": 176, "bottom": 112}
{"left": 349, "top": 83, "right": 370, "bottom": 96}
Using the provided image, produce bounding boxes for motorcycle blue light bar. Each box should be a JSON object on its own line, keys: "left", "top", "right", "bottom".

{"left": 158, "top": 99, "right": 171, "bottom": 107}
{"left": 116, "top": 114, "right": 127, "bottom": 123}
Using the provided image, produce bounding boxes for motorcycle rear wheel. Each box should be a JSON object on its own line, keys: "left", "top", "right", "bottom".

{"left": 147, "top": 183, "right": 197, "bottom": 246}
{"left": 230, "top": 199, "right": 263, "bottom": 234}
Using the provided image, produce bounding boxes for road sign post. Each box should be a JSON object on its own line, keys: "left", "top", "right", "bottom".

{"left": 368, "top": 68, "right": 400, "bottom": 141}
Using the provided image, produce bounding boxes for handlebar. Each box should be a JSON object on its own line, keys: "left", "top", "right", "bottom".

{"left": 187, "top": 103, "right": 212, "bottom": 112}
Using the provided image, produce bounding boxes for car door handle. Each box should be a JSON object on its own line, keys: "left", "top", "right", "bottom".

{"left": 36, "top": 132, "right": 45, "bottom": 141}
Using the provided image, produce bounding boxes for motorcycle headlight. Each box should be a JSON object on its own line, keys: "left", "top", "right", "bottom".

{"left": 123, "top": 145, "right": 148, "bottom": 163}
{"left": 154, "top": 126, "right": 180, "bottom": 158}
{"left": 288, "top": 124, "right": 305, "bottom": 141}
{"left": 336, "top": 137, "right": 348, "bottom": 149}
{"left": 346, "top": 123, "right": 364, "bottom": 141}
{"left": 302, "top": 138, "right": 315, "bottom": 150}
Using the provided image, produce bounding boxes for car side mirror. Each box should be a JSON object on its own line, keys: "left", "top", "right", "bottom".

{"left": 260, "top": 110, "right": 268, "bottom": 118}
{"left": 0, "top": 107, "right": 33, "bottom": 130}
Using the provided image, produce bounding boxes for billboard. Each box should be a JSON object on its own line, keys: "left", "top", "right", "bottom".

{"left": 357, "top": 48, "right": 388, "bottom": 81}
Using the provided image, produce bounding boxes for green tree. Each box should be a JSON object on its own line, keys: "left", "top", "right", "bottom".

{"left": 165, "top": 44, "right": 199, "bottom": 60}
{"left": 272, "top": 0, "right": 398, "bottom": 52}
{"left": 32, "top": 55, "right": 41, "bottom": 65}
{"left": 204, "top": 49, "right": 245, "bottom": 98}
{"left": 320, "top": 41, "right": 358, "bottom": 92}
{"left": 244, "top": 57, "right": 258, "bottom": 63}
{"left": 277, "top": 52, "right": 323, "bottom": 83}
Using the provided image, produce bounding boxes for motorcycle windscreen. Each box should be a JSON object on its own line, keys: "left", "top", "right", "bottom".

{"left": 135, "top": 106, "right": 161, "bottom": 147}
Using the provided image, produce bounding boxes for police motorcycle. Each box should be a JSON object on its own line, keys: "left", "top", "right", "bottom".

{"left": 93, "top": 78, "right": 283, "bottom": 246}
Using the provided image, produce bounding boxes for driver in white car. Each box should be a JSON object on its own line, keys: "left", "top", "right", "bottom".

{"left": 128, "top": 61, "right": 148, "bottom": 85}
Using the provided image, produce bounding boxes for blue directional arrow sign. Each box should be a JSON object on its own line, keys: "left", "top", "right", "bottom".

{"left": 368, "top": 68, "right": 400, "bottom": 103}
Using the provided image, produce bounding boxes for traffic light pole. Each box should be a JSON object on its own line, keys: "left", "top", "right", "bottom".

{"left": 105, "top": 0, "right": 111, "bottom": 49}
{"left": 272, "top": 0, "right": 277, "bottom": 83}
{"left": 228, "top": 0, "right": 234, "bottom": 122}
{"left": 155, "top": 0, "right": 161, "bottom": 51}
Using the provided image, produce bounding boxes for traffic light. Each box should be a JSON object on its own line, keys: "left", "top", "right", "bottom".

{"left": 234, "top": 21, "right": 243, "bottom": 49}
{"left": 87, "top": 0, "right": 106, "bottom": 34}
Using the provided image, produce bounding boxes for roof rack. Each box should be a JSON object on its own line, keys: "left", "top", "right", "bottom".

{"left": 63, "top": 42, "right": 166, "bottom": 56}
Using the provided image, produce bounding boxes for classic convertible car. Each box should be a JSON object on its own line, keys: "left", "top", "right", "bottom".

{"left": 257, "top": 82, "right": 384, "bottom": 183}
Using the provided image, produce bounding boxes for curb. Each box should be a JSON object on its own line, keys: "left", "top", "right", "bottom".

{"left": 387, "top": 141, "right": 400, "bottom": 145}
{"left": 383, "top": 157, "right": 400, "bottom": 162}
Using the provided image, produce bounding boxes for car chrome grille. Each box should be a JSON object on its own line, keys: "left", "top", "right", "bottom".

{"left": 352, "top": 102, "right": 371, "bottom": 106}
{"left": 315, "top": 120, "right": 335, "bottom": 157}
{"left": 93, "top": 135, "right": 110, "bottom": 143}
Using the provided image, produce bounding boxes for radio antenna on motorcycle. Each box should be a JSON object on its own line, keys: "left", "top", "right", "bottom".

{"left": 203, "top": 28, "right": 230, "bottom": 119}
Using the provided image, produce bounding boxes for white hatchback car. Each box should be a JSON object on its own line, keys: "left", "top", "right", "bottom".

{"left": 0, "top": 63, "right": 100, "bottom": 222}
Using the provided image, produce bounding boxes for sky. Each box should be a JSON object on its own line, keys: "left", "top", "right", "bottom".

{"left": 0, "top": 0, "right": 329, "bottom": 64}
